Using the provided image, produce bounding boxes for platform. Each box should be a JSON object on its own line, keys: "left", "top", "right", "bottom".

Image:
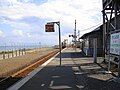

{"left": 8, "top": 48, "right": 120, "bottom": 90}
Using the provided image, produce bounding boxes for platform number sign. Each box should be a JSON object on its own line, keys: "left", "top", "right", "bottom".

{"left": 45, "top": 23, "right": 54, "bottom": 32}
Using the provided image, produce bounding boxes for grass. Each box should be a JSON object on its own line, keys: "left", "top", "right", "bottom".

{"left": 0, "top": 47, "right": 56, "bottom": 77}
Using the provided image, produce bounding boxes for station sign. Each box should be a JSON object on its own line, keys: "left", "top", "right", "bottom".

{"left": 45, "top": 23, "right": 54, "bottom": 32}
{"left": 110, "top": 32, "right": 120, "bottom": 55}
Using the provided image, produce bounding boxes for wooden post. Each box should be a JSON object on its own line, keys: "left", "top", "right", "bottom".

{"left": 16, "top": 50, "right": 17, "bottom": 56}
{"left": 12, "top": 50, "right": 14, "bottom": 57}
{"left": 19, "top": 49, "right": 20, "bottom": 56}
{"left": 3, "top": 51, "right": 5, "bottom": 59}
{"left": 8, "top": 51, "right": 9, "bottom": 58}
{"left": 24, "top": 48, "right": 26, "bottom": 54}
{"left": 118, "top": 51, "right": 120, "bottom": 78}
{"left": 22, "top": 49, "right": 23, "bottom": 55}
{"left": 93, "top": 38, "right": 97, "bottom": 63}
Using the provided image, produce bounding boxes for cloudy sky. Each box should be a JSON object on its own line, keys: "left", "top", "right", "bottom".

{"left": 0, "top": 0, "right": 102, "bottom": 46}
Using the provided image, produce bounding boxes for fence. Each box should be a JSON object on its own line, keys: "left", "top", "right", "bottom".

{"left": 0, "top": 49, "right": 26, "bottom": 60}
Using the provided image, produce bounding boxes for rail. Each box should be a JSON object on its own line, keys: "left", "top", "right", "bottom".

{"left": 0, "top": 49, "right": 59, "bottom": 89}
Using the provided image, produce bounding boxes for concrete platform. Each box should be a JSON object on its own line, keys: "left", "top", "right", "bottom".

{"left": 8, "top": 48, "right": 120, "bottom": 90}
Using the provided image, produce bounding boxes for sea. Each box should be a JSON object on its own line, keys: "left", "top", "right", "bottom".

{"left": 0, "top": 45, "right": 52, "bottom": 51}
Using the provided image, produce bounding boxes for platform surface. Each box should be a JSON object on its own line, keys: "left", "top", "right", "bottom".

{"left": 8, "top": 48, "right": 120, "bottom": 90}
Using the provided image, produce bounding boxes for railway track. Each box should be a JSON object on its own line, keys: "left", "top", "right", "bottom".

{"left": 0, "top": 50, "right": 59, "bottom": 90}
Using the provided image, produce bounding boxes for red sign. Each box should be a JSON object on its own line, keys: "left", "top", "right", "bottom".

{"left": 45, "top": 24, "right": 54, "bottom": 32}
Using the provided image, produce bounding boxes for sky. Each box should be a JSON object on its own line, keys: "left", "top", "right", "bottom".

{"left": 0, "top": 0, "right": 102, "bottom": 46}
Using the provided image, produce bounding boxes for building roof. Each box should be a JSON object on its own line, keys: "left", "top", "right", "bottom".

{"left": 80, "top": 25, "right": 102, "bottom": 39}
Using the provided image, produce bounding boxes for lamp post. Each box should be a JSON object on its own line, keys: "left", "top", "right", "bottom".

{"left": 45, "top": 21, "right": 62, "bottom": 66}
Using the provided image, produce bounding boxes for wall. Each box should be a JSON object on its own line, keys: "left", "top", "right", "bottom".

{"left": 82, "top": 28, "right": 103, "bottom": 56}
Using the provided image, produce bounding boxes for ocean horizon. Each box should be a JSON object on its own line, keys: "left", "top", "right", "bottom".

{"left": 0, "top": 45, "right": 52, "bottom": 51}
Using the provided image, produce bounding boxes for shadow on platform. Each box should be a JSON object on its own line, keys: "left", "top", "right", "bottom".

{"left": 19, "top": 62, "right": 120, "bottom": 90}
{"left": 6, "top": 49, "right": 120, "bottom": 90}
{"left": 56, "top": 52, "right": 92, "bottom": 58}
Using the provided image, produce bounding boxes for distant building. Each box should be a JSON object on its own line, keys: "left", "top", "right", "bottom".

{"left": 80, "top": 25, "right": 103, "bottom": 57}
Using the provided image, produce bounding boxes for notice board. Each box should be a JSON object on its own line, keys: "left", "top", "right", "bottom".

{"left": 110, "top": 32, "right": 120, "bottom": 55}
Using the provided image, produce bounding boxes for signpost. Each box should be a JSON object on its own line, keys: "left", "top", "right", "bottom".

{"left": 45, "top": 21, "right": 62, "bottom": 66}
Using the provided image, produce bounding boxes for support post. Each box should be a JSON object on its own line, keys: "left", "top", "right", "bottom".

{"left": 16, "top": 50, "right": 17, "bottom": 56}
{"left": 12, "top": 50, "right": 14, "bottom": 57}
{"left": 19, "top": 50, "right": 20, "bottom": 56}
{"left": 102, "top": 10, "right": 106, "bottom": 61}
{"left": 8, "top": 51, "right": 9, "bottom": 58}
{"left": 118, "top": 52, "right": 120, "bottom": 78}
{"left": 93, "top": 38, "right": 97, "bottom": 63}
{"left": 3, "top": 51, "right": 5, "bottom": 59}
{"left": 24, "top": 48, "right": 26, "bottom": 54}
{"left": 74, "top": 20, "right": 77, "bottom": 51}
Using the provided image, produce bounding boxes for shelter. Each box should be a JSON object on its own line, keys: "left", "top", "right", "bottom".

{"left": 80, "top": 25, "right": 103, "bottom": 57}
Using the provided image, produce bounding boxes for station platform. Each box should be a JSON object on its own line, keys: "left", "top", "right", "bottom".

{"left": 8, "top": 48, "right": 120, "bottom": 90}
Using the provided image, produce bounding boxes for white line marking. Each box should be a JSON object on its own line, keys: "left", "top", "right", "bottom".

{"left": 41, "top": 84, "right": 45, "bottom": 87}
{"left": 49, "top": 80, "right": 54, "bottom": 87}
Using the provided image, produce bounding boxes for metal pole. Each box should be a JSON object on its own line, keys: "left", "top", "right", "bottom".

{"left": 74, "top": 20, "right": 77, "bottom": 51}
{"left": 58, "top": 22, "right": 62, "bottom": 66}
{"left": 46, "top": 21, "right": 62, "bottom": 66}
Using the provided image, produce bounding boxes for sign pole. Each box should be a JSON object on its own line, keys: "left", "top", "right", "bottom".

{"left": 45, "top": 21, "right": 62, "bottom": 66}
{"left": 58, "top": 22, "right": 62, "bottom": 66}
